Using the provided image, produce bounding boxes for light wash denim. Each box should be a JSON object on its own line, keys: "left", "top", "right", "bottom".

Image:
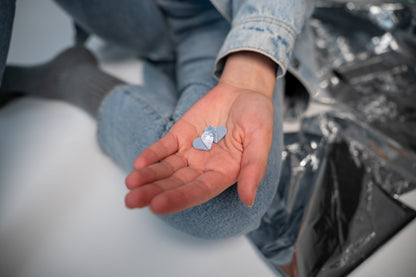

{"left": 210, "top": 0, "right": 310, "bottom": 78}
{"left": 0, "top": 0, "right": 309, "bottom": 239}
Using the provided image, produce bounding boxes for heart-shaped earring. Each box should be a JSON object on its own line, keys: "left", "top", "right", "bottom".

{"left": 214, "top": 126, "right": 227, "bottom": 143}
{"left": 201, "top": 129, "right": 214, "bottom": 149}
{"left": 193, "top": 126, "right": 227, "bottom": 151}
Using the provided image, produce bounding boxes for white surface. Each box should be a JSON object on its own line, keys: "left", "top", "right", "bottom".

{"left": 350, "top": 188, "right": 416, "bottom": 277}
{"left": 350, "top": 219, "right": 416, "bottom": 277}
{"left": 0, "top": 1, "right": 275, "bottom": 277}
{"left": 0, "top": 99, "right": 275, "bottom": 277}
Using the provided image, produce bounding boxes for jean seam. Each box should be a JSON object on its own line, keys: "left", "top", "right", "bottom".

{"left": 232, "top": 16, "right": 298, "bottom": 38}
{"left": 126, "top": 89, "right": 171, "bottom": 125}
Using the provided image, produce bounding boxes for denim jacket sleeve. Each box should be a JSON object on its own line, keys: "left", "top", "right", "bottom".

{"left": 210, "top": 0, "right": 310, "bottom": 78}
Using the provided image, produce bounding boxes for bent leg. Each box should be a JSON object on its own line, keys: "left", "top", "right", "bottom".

{"left": 53, "top": 0, "right": 174, "bottom": 62}
{"left": 97, "top": 2, "right": 283, "bottom": 239}
{"left": 97, "top": 62, "right": 177, "bottom": 172}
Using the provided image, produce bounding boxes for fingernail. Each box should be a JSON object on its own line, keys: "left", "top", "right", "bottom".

{"left": 247, "top": 190, "right": 257, "bottom": 208}
{"left": 246, "top": 198, "right": 255, "bottom": 208}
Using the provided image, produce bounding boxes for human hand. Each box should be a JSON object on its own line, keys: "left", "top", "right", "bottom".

{"left": 125, "top": 51, "right": 278, "bottom": 214}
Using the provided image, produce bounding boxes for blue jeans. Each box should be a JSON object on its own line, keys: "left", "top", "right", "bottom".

{"left": 1, "top": 0, "right": 284, "bottom": 239}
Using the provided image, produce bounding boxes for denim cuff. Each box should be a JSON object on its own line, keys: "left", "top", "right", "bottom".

{"left": 214, "top": 16, "right": 297, "bottom": 80}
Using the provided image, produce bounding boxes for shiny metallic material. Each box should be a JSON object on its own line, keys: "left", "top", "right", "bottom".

{"left": 308, "top": 1, "right": 416, "bottom": 153}
{"left": 201, "top": 130, "right": 214, "bottom": 150}
{"left": 249, "top": 112, "right": 416, "bottom": 276}
{"left": 249, "top": 1, "right": 416, "bottom": 276}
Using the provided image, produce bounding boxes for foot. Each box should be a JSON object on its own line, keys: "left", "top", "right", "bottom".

{"left": 0, "top": 46, "right": 124, "bottom": 116}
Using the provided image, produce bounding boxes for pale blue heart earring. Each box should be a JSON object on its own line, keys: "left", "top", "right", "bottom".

{"left": 193, "top": 126, "right": 227, "bottom": 151}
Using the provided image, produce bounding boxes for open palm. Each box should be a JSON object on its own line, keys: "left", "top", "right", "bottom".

{"left": 125, "top": 82, "right": 274, "bottom": 214}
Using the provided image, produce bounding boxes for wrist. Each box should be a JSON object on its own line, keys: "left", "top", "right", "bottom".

{"left": 219, "top": 51, "right": 277, "bottom": 99}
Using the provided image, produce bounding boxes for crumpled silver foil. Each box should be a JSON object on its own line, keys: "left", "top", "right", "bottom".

{"left": 250, "top": 2, "right": 416, "bottom": 276}
{"left": 249, "top": 112, "right": 416, "bottom": 277}
{"left": 309, "top": 1, "right": 416, "bottom": 153}
{"left": 249, "top": 132, "right": 327, "bottom": 267}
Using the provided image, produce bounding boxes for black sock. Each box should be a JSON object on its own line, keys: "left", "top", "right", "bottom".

{"left": 0, "top": 46, "right": 125, "bottom": 117}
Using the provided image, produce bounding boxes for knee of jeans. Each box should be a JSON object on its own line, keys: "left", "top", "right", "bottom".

{"left": 159, "top": 178, "right": 278, "bottom": 240}
{"left": 97, "top": 85, "right": 170, "bottom": 172}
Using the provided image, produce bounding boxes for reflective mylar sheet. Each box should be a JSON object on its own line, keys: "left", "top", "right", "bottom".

{"left": 249, "top": 113, "right": 416, "bottom": 276}
{"left": 310, "top": 1, "right": 416, "bottom": 152}
{"left": 249, "top": 2, "right": 416, "bottom": 276}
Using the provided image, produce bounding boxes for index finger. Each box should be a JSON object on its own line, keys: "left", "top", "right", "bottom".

{"left": 149, "top": 170, "right": 235, "bottom": 214}
{"left": 134, "top": 132, "right": 179, "bottom": 170}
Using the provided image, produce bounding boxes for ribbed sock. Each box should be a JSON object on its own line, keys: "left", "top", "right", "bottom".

{"left": 0, "top": 46, "right": 125, "bottom": 117}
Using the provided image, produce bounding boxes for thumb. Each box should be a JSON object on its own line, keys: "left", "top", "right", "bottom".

{"left": 237, "top": 133, "right": 272, "bottom": 207}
